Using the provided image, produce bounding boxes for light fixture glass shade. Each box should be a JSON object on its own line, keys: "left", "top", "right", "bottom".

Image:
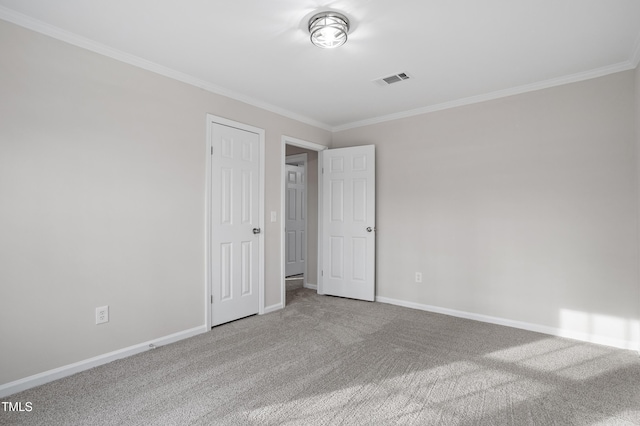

{"left": 308, "top": 12, "right": 350, "bottom": 49}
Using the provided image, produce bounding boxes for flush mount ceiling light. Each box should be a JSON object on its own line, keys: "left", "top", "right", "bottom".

{"left": 308, "top": 11, "right": 350, "bottom": 49}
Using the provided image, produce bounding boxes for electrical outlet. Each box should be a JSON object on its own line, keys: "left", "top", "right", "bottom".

{"left": 96, "top": 305, "right": 109, "bottom": 325}
{"left": 415, "top": 272, "right": 423, "bottom": 283}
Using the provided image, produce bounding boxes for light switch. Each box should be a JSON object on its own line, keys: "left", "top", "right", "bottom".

{"left": 270, "top": 211, "right": 277, "bottom": 222}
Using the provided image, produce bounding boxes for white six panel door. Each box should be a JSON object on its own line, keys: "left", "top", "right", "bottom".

{"left": 211, "top": 123, "right": 260, "bottom": 326}
{"left": 285, "top": 164, "right": 306, "bottom": 277}
{"left": 322, "top": 145, "right": 375, "bottom": 301}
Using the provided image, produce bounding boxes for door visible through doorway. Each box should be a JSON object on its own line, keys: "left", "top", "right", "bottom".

{"left": 285, "top": 162, "right": 306, "bottom": 277}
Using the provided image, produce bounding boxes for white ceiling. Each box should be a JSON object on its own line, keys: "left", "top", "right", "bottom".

{"left": 1, "top": 1, "right": 640, "bottom": 131}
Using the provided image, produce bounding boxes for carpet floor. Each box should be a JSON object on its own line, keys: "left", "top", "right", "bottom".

{"left": 2, "top": 283, "right": 640, "bottom": 425}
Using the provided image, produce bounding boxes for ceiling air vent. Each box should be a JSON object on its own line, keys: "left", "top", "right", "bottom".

{"left": 373, "top": 72, "right": 411, "bottom": 86}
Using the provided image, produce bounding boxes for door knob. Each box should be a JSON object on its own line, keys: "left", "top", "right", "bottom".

{"left": 253, "top": 228, "right": 261, "bottom": 234}
{"left": 366, "top": 227, "right": 375, "bottom": 232}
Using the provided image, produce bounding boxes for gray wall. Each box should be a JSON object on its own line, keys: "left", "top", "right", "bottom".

{"left": 333, "top": 70, "right": 640, "bottom": 348}
{"left": 0, "top": 20, "right": 331, "bottom": 385}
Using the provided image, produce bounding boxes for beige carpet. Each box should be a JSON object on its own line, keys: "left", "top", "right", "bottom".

{"left": 2, "top": 285, "right": 640, "bottom": 425}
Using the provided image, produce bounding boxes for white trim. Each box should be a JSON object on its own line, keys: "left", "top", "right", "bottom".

{"left": 303, "top": 282, "right": 318, "bottom": 290}
{"left": 280, "top": 136, "right": 328, "bottom": 309}
{"left": 0, "top": 325, "right": 207, "bottom": 398}
{"left": 332, "top": 61, "right": 637, "bottom": 132}
{"left": 0, "top": 7, "right": 332, "bottom": 132}
{"left": 376, "top": 296, "right": 639, "bottom": 351}
{"left": 206, "top": 114, "right": 265, "bottom": 327}
{"left": 258, "top": 129, "right": 266, "bottom": 316}
{"left": 204, "top": 116, "right": 213, "bottom": 330}
{"left": 317, "top": 152, "right": 325, "bottom": 295}
{"left": 282, "top": 136, "right": 328, "bottom": 152}
{"left": 263, "top": 303, "right": 284, "bottom": 315}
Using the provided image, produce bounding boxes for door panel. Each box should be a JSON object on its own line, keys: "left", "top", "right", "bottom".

{"left": 285, "top": 164, "right": 306, "bottom": 276}
{"left": 322, "top": 145, "right": 375, "bottom": 301}
{"left": 211, "top": 122, "right": 261, "bottom": 326}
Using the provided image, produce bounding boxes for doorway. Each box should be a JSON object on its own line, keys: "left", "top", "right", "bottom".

{"left": 281, "top": 136, "right": 326, "bottom": 306}
{"left": 280, "top": 137, "right": 377, "bottom": 308}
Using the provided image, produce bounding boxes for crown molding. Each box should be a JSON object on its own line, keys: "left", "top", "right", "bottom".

{"left": 2, "top": 6, "right": 637, "bottom": 135}
{"left": 0, "top": 7, "right": 333, "bottom": 132}
{"left": 332, "top": 60, "right": 636, "bottom": 132}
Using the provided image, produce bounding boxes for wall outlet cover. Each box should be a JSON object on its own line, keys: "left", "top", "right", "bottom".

{"left": 96, "top": 305, "right": 109, "bottom": 324}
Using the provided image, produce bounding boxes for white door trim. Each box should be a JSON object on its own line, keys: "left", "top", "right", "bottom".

{"left": 206, "top": 114, "right": 265, "bottom": 329}
{"left": 280, "top": 136, "right": 327, "bottom": 307}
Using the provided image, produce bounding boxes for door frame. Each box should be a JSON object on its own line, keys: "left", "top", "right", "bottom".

{"left": 280, "top": 136, "right": 327, "bottom": 306}
{"left": 284, "top": 153, "right": 308, "bottom": 280}
{"left": 206, "top": 114, "right": 265, "bottom": 329}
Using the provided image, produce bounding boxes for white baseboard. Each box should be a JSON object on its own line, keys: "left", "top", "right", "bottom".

{"left": 303, "top": 282, "right": 317, "bottom": 290}
{"left": 0, "top": 325, "right": 208, "bottom": 398}
{"left": 376, "top": 296, "right": 640, "bottom": 352}
{"left": 263, "top": 303, "right": 283, "bottom": 314}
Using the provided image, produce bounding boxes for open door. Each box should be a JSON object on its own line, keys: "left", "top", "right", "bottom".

{"left": 321, "top": 145, "right": 375, "bottom": 301}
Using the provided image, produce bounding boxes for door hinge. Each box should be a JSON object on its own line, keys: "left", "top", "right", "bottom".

{"left": 321, "top": 270, "right": 324, "bottom": 276}
{"left": 211, "top": 295, "right": 213, "bottom": 304}
{"left": 211, "top": 146, "right": 213, "bottom": 155}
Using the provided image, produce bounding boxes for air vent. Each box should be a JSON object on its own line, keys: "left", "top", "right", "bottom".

{"left": 373, "top": 72, "right": 412, "bottom": 86}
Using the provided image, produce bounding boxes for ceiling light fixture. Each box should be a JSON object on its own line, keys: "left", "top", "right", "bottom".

{"left": 308, "top": 11, "right": 350, "bottom": 49}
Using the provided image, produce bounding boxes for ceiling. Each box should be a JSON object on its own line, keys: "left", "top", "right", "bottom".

{"left": 1, "top": 1, "right": 640, "bottom": 131}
